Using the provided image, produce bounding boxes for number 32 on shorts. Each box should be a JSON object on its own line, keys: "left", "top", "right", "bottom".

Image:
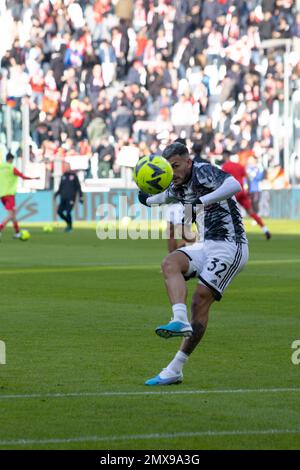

{"left": 207, "top": 257, "right": 228, "bottom": 278}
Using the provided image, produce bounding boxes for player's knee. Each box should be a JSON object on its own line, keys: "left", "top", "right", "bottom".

{"left": 161, "top": 253, "right": 182, "bottom": 275}
{"left": 162, "top": 252, "right": 190, "bottom": 277}
{"left": 161, "top": 255, "right": 176, "bottom": 276}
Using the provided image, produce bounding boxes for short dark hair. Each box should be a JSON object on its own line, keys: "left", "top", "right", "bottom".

{"left": 192, "top": 142, "right": 203, "bottom": 154}
{"left": 222, "top": 150, "right": 232, "bottom": 159}
{"left": 6, "top": 152, "right": 14, "bottom": 162}
{"left": 162, "top": 142, "right": 189, "bottom": 160}
{"left": 174, "top": 137, "right": 187, "bottom": 146}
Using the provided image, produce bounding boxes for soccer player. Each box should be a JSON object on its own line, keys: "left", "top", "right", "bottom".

{"left": 165, "top": 137, "right": 197, "bottom": 253}
{"left": 138, "top": 142, "right": 249, "bottom": 385}
{"left": 222, "top": 151, "right": 271, "bottom": 240}
{"left": 0, "top": 152, "right": 39, "bottom": 239}
{"left": 247, "top": 155, "right": 265, "bottom": 213}
{"left": 54, "top": 163, "right": 84, "bottom": 232}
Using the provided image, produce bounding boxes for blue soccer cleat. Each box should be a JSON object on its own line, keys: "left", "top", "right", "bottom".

{"left": 155, "top": 320, "right": 193, "bottom": 339}
{"left": 145, "top": 372, "right": 183, "bottom": 386}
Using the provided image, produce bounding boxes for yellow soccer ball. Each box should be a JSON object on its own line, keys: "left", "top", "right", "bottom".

{"left": 133, "top": 155, "right": 173, "bottom": 195}
{"left": 43, "top": 225, "right": 54, "bottom": 233}
{"left": 20, "top": 229, "right": 31, "bottom": 241}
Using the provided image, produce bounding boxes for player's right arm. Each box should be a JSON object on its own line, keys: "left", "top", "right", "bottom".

{"left": 13, "top": 168, "right": 39, "bottom": 180}
{"left": 138, "top": 188, "right": 178, "bottom": 206}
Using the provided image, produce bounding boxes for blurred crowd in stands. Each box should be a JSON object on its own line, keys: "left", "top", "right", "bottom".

{"left": 0, "top": 0, "right": 299, "bottom": 188}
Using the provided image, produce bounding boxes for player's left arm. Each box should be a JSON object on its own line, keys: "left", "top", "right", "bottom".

{"left": 200, "top": 176, "right": 241, "bottom": 205}
{"left": 13, "top": 168, "right": 39, "bottom": 180}
{"left": 195, "top": 164, "right": 241, "bottom": 206}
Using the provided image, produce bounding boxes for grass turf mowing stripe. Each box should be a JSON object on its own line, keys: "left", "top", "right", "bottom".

{"left": 0, "top": 387, "right": 299, "bottom": 400}
{"left": 0, "top": 259, "right": 299, "bottom": 275}
{"left": 0, "top": 429, "right": 300, "bottom": 446}
{"left": 0, "top": 265, "right": 158, "bottom": 275}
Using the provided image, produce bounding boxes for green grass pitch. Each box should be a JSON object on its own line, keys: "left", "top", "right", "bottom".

{"left": 0, "top": 219, "right": 300, "bottom": 450}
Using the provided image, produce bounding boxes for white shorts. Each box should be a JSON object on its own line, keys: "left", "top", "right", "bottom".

{"left": 178, "top": 240, "right": 249, "bottom": 301}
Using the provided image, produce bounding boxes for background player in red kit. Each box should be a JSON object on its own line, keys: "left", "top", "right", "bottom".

{"left": 222, "top": 151, "right": 271, "bottom": 240}
{"left": 0, "top": 152, "right": 39, "bottom": 239}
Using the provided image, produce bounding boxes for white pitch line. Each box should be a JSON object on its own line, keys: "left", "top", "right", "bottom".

{"left": 0, "top": 429, "right": 300, "bottom": 447}
{"left": 0, "top": 387, "right": 299, "bottom": 400}
{"left": 0, "top": 264, "right": 158, "bottom": 276}
{"left": 0, "top": 259, "right": 299, "bottom": 276}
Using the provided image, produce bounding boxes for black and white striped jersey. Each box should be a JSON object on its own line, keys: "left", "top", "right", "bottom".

{"left": 167, "top": 161, "right": 248, "bottom": 244}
